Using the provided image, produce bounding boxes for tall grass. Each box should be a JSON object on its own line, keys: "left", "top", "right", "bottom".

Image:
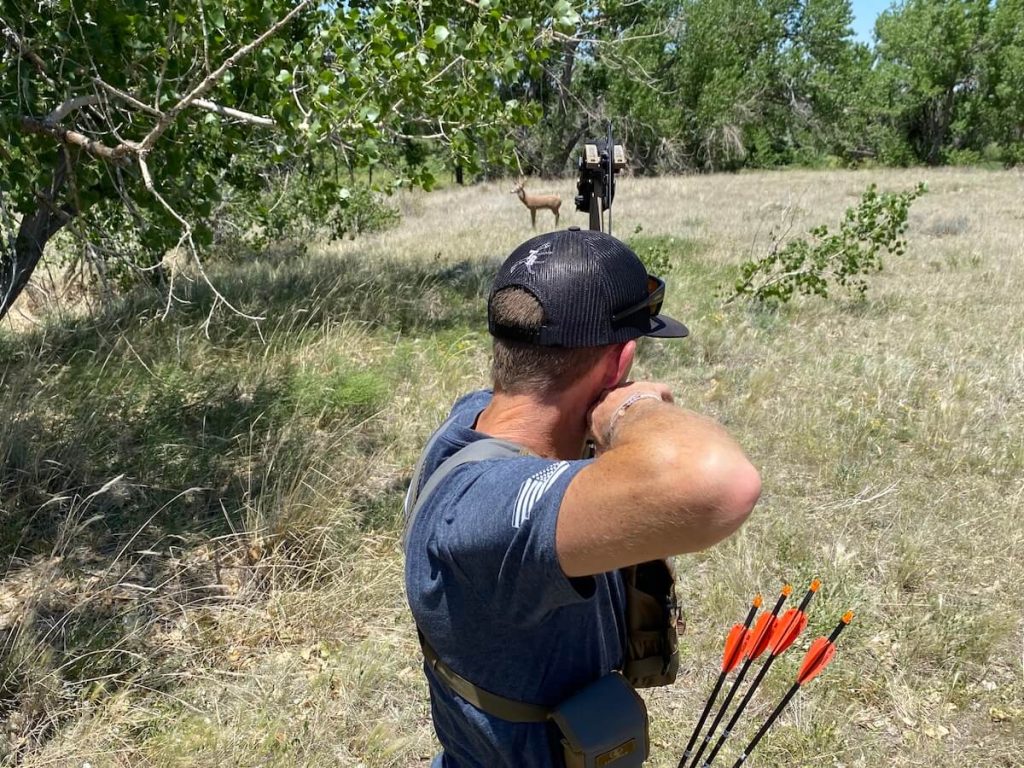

{"left": 2, "top": 168, "right": 1022, "bottom": 766}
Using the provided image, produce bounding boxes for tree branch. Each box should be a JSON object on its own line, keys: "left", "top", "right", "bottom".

{"left": 93, "top": 78, "right": 163, "bottom": 117}
{"left": 191, "top": 99, "right": 275, "bottom": 128}
{"left": 140, "top": 0, "right": 313, "bottom": 151}
{"left": 19, "top": 117, "right": 132, "bottom": 165}
{"left": 137, "top": 154, "right": 264, "bottom": 325}
{"left": 46, "top": 95, "right": 101, "bottom": 124}
{"left": 1, "top": 21, "right": 56, "bottom": 87}
{"left": 92, "top": 79, "right": 274, "bottom": 128}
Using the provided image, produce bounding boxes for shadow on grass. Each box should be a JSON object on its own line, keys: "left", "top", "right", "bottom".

{"left": 0, "top": 245, "right": 499, "bottom": 752}
{"left": 4, "top": 247, "right": 499, "bottom": 366}
{"left": 1, "top": 245, "right": 499, "bottom": 558}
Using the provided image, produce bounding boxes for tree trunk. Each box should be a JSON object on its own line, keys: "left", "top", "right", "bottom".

{"left": 0, "top": 156, "right": 78, "bottom": 321}
{"left": 553, "top": 126, "right": 587, "bottom": 175}
{"left": 558, "top": 40, "right": 579, "bottom": 118}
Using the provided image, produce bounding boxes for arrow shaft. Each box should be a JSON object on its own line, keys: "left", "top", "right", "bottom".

{"left": 730, "top": 685, "right": 800, "bottom": 768}
{"left": 827, "top": 622, "right": 846, "bottom": 643}
{"left": 679, "top": 672, "right": 728, "bottom": 767}
{"left": 680, "top": 600, "right": 761, "bottom": 767}
{"left": 688, "top": 657, "right": 753, "bottom": 768}
{"left": 700, "top": 654, "right": 777, "bottom": 767}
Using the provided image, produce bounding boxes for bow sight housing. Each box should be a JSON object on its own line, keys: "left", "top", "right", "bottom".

{"left": 575, "top": 135, "right": 627, "bottom": 233}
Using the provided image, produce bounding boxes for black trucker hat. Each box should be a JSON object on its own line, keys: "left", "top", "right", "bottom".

{"left": 488, "top": 228, "right": 689, "bottom": 347}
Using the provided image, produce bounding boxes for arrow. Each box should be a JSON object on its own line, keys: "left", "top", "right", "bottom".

{"left": 731, "top": 611, "right": 853, "bottom": 767}
{"left": 685, "top": 585, "right": 791, "bottom": 768}
{"left": 678, "top": 595, "right": 763, "bottom": 768}
{"left": 697, "top": 579, "right": 821, "bottom": 767}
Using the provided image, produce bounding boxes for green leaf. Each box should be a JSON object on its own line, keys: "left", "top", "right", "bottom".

{"left": 432, "top": 25, "right": 450, "bottom": 44}
{"left": 208, "top": 6, "right": 226, "bottom": 30}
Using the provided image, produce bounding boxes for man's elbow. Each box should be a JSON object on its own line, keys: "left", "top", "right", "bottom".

{"left": 719, "top": 458, "right": 761, "bottom": 529}
{"left": 698, "top": 450, "right": 761, "bottom": 537}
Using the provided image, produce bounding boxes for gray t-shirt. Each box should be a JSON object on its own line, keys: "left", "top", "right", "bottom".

{"left": 404, "top": 390, "right": 627, "bottom": 767}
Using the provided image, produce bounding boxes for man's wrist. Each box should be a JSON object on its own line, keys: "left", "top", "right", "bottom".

{"left": 606, "top": 392, "right": 663, "bottom": 444}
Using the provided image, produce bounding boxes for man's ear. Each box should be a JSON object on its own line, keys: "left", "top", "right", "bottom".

{"left": 602, "top": 340, "right": 636, "bottom": 388}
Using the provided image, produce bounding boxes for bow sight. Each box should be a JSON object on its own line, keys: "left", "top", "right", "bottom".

{"left": 575, "top": 124, "right": 627, "bottom": 234}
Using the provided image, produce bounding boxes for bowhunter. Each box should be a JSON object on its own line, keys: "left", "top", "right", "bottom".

{"left": 403, "top": 228, "right": 761, "bottom": 768}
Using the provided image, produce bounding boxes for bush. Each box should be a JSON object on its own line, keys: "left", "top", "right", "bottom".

{"left": 945, "top": 148, "right": 983, "bottom": 166}
{"left": 729, "top": 182, "right": 926, "bottom": 307}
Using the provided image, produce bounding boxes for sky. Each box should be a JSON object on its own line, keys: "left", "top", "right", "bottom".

{"left": 850, "top": 0, "right": 894, "bottom": 45}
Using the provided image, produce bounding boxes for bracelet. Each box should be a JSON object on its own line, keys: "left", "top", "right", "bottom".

{"left": 607, "top": 392, "right": 663, "bottom": 443}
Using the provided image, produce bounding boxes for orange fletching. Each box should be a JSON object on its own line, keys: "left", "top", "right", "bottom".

{"left": 797, "top": 636, "right": 837, "bottom": 685}
{"left": 743, "top": 611, "right": 776, "bottom": 660}
{"left": 721, "top": 624, "right": 748, "bottom": 672}
{"left": 769, "top": 608, "right": 808, "bottom": 654}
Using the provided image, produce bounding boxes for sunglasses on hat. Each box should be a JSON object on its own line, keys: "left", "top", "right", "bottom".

{"left": 611, "top": 275, "right": 665, "bottom": 324}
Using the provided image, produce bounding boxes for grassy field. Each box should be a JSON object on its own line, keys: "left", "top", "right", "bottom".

{"left": 1, "top": 168, "right": 1022, "bottom": 767}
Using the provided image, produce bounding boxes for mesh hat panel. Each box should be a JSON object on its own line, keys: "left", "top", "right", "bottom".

{"left": 488, "top": 229, "right": 688, "bottom": 348}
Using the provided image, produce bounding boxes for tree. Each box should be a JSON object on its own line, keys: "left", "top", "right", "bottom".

{"left": 977, "top": 0, "right": 1024, "bottom": 163}
{"left": 874, "top": 0, "right": 990, "bottom": 164}
{"left": 776, "top": 0, "right": 876, "bottom": 164}
{"left": 593, "top": 0, "right": 872, "bottom": 172}
{"left": 0, "top": 0, "right": 572, "bottom": 320}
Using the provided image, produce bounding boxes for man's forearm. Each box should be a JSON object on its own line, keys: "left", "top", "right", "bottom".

{"left": 557, "top": 397, "right": 761, "bottom": 577}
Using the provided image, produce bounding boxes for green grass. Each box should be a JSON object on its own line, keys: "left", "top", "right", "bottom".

{"left": 3, "top": 169, "right": 1023, "bottom": 766}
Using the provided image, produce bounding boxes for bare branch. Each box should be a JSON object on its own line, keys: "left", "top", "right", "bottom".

{"left": 197, "top": 1, "right": 212, "bottom": 75}
{"left": 291, "top": 73, "right": 312, "bottom": 120}
{"left": 138, "top": 153, "right": 265, "bottom": 324}
{"left": 141, "top": 0, "right": 314, "bottom": 151}
{"left": 191, "top": 99, "right": 276, "bottom": 128}
{"left": 92, "top": 79, "right": 274, "bottom": 128}
{"left": 1, "top": 21, "right": 55, "bottom": 87}
{"left": 154, "top": 13, "right": 176, "bottom": 109}
{"left": 46, "top": 95, "right": 101, "bottom": 124}
{"left": 19, "top": 117, "right": 132, "bottom": 165}
{"left": 93, "top": 78, "right": 163, "bottom": 117}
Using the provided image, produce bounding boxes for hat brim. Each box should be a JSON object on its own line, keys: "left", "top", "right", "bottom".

{"left": 644, "top": 314, "right": 689, "bottom": 339}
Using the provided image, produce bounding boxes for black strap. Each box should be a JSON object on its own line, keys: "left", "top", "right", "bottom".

{"left": 420, "top": 632, "right": 551, "bottom": 723}
{"left": 402, "top": 435, "right": 527, "bottom": 550}
{"left": 405, "top": 434, "right": 550, "bottom": 721}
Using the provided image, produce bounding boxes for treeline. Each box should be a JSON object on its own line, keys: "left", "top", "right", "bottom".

{"left": 2, "top": 1, "right": 1020, "bottom": 319}
{"left": 494, "top": 0, "right": 1024, "bottom": 175}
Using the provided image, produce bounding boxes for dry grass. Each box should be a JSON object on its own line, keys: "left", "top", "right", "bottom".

{"left": 3, "top": 167, "right": 1023, "bottom": 767}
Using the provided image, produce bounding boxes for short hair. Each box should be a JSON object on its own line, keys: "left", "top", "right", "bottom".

{"left": 490, "top": 288, "right": 609, "bottom": 395}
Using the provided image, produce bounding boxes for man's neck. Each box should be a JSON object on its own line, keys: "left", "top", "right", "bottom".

{"left": 475, "top": 391, "right": 588, "bottom": 460}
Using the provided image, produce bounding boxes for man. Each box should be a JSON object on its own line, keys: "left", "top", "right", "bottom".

{"left": 404, "top": 228, "right": 761, "bottom": 767}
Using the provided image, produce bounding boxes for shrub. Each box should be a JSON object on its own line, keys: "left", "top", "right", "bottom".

{"left": 729, "top": 182, "right": 926, "bottom": 307}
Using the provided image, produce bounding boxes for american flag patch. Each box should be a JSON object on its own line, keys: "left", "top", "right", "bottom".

{"left": 512, "top": 462, "right": 570, "bottom": 528}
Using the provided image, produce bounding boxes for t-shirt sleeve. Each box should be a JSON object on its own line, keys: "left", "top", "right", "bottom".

{"left": 435, "top": 456, "right": 591, "bottom": 627}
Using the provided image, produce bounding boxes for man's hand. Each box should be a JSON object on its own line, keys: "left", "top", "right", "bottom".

{"left": 588, "top": 381, "right": 674, "bottom": 453}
